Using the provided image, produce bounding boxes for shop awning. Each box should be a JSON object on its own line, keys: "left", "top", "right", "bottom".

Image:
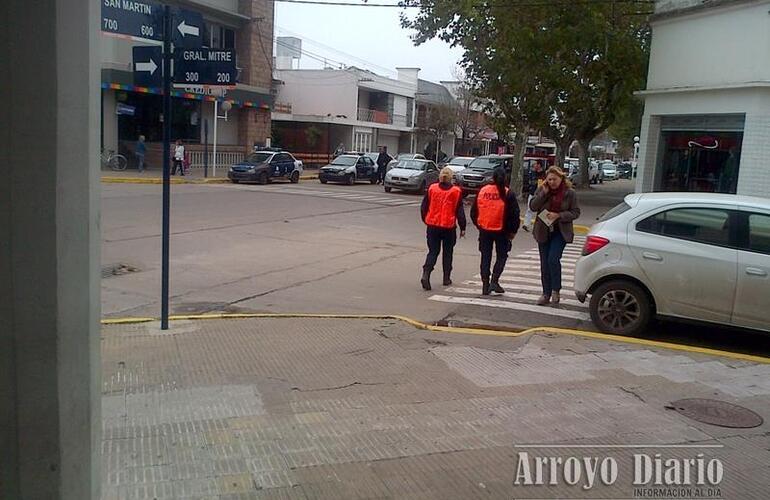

{"left": 101, "top": 69, "right": 272, "bottom": 110}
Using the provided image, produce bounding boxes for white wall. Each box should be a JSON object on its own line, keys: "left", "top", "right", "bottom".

{"left": 200, "top": 101, "right": 239, "bottom": 145}
{"left": 648, "top": 2, "right": 770, "bottom": 90}
{"left": 377, "top": 129, "right": 400, "bottom": 155}
{"left": 393, "top": 96, "right": 408, "bottom": 117}
{"left": 275, "top": 70, "right": 359, "bottom": 118}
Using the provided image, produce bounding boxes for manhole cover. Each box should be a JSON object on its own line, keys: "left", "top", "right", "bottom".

{"left": 101, "top": 263, "right": 139, "bottom": 278}
{"left": 666, "top": 399, "right": 763, "bottom": 428}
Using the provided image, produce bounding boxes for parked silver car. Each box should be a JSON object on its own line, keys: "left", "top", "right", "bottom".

{"left": 384, "top": 159, "right": 439, "bottom": 193}
{"left": 574, "top": 193, "right": 770, "bottom": 336}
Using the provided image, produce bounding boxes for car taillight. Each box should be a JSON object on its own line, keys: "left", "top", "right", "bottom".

{"left": 582, "top": 236, "right": 610, "bottom": 256}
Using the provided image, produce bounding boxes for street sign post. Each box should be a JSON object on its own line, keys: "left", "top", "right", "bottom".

{"left": 173, "top": 8, "right": 205, "bottom": 48}
{"left": 102, "top": 2, "right": 234, "bottom": 330}
{"left": 102, "top": 0, "right": 164, "bottom": 41}
{"left": 174, "top": 49, "right": 237, "bottom": 86}
{"left": 132, "top": 46, "right": 163, "bottom": 87}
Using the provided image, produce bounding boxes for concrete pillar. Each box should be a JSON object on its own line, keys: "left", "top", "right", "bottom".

{"left": 1, "top": 0, "right": 101, "bottom": 498}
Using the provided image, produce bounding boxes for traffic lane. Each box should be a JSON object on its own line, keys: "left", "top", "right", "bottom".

{"left": 101, "top": 182, "right": 475, "bottom": 320}
{"left": 101, "top": 182, "right": 391, "bottom": 246}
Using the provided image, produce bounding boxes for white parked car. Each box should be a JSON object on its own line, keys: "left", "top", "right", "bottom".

{"left": 443, "top": 156, "right": 474, "bottom": 174}
{"left": 600, "top": 162, "right": 618, "bottom": 180}
{"left": 574, "top": 193, "right": 770, "bottom": 336}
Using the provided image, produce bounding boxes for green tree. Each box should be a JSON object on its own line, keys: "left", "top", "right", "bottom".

{"left": 402, "top": 0, "right": 651, "bottom": 187}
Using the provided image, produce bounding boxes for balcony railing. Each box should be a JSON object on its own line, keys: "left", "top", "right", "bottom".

{"left": 357, "top": 108, "right": 391, "bottom": 125}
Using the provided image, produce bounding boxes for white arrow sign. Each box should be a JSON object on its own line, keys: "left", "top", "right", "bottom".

{"left": 177, "top": 20, "right": 199, "bottom": 38}
{"left": 135, "top": 59, "right": 158, "bottom": 75}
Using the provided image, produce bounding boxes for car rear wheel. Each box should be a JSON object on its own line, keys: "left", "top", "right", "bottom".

{"left": 589, "top": 280, "right": 651, "bottom": 336}
{"left": 347, "top": 174, "right": 355, "bottom": 185}
{"left": 257, "top": 172, "right": 269, "bottom": 185}
{"left": 290, "top": 171, "right": 300, "bottom": 184}
{"left": 384, "top": 186, "right": 392, "bottom": 193}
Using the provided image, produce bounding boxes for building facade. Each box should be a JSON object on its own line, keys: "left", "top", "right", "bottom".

{"left": 101, "top": 0, "right": 274, "bottom": 169}
{"left": 271, "top": 66, "right": 420, "bottom": 166}
{"left": 637, "top": 0, "right": 770, "bottom": 197}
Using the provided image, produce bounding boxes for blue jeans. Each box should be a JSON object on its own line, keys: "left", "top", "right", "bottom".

{"left": 538, "top": 229, "right": 567, "bottom": 296}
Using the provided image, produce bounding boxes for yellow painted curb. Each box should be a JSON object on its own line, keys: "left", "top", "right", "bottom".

{"left": 100, "top": 313, "right": 770, "bottom": 364}
{"left": 102, "top": 177, "right": 187, "bottom": 185}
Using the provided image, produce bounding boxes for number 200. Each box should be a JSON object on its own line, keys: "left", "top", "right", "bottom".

{"left": 217, "top": 73, "right": 231, "bottom": 83}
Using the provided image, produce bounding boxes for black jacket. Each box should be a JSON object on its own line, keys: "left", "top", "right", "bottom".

{"left": 420, "top": 183, "right": 467, "bottom": 231}
{"left": 471, "top": 187, "right": 521, "bottom": 236}
{"left": 377, "top": 152, "right": 393, "bottom": 169}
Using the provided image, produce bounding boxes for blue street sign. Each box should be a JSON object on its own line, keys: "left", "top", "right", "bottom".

{"left": 173, "top": 8, "right": 205, "bottom": 48}
{"left": 133, "top": 46, "right": 163, "bottom": 87}
{"left": 174, "top": 49, "right": 237, "bottom": 86}
{"left": 101, "top": 0, "right": 164, "bottom": 42}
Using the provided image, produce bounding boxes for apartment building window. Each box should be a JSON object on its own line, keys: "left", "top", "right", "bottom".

{"left": 207, "top": 23, "right": 236, "bottom": 49}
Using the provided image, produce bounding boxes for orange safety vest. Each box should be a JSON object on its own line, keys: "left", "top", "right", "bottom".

{"left": 476, "top": 184, "right": 507, "bottom": 231}
{"left": 425, "top": 183, "right": 462, "bottom": 229}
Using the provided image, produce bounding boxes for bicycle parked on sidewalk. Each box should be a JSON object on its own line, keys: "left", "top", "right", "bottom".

{"left": 101, "top": 149, "right": 128, "bottom": 171}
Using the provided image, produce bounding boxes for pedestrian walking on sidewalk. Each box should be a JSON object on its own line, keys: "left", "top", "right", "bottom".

{"left": 529, "top": 166, "right": 581, "bottom": 306}
{"left": 376, "top": 146, "right": 392, "bottom": 185}
{"left": 172, "top": 140, "right": 185, "bottom": 176}
{"left": 471, "top": 167, "right": 520, "bottom": 295}
{"left": 522, "top": 161, "right": 545, "bottom": 231}
{"left": 136, "top": 135, "right": 146, "bottom": 172}
{"left": 420, "top": 167, "right": 466, "bottom": 290}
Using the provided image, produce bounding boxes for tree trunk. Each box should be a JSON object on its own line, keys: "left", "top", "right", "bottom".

{"left": 577, "top": 139, "right": 591, "bottom": 188}
{"left": 554, "top": 136, "right": 572, "bottom": 169}
{"left": 509, "top": 129, "right": 527, "bottom": 199}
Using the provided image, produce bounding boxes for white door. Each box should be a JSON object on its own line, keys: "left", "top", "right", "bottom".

{"left": 627, "top": 206, "right": 738, "bottom": 323}
{"left": 732, "top": 211, "right": 770, "bottom": 331}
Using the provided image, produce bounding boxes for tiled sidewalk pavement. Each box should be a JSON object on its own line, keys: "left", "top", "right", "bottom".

{"left": 101, "top": 318, "right": 770, "bottom": 499}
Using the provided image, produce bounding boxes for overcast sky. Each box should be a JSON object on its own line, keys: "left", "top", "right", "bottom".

{"left": 273, "top": 1, "right": 464, "bottom": 83}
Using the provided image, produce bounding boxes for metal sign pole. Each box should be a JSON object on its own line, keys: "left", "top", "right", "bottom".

{"left": 204, "top": 118, "right": 209, "bottom": 178}
{"left": 161, "top": 5, "right": 172, "bottom": 330}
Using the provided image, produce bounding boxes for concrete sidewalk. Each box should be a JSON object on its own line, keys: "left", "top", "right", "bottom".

{"left": 101, "top": 168, "right": 319, "bottom": 184}
{"left": 101, "top": 317, "right": 769, "bottom": 499}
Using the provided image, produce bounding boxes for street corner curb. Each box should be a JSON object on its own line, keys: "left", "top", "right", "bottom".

{"left": 197, "top": 178, "right": 231, "bottom": 184}
{"left": 102, "top": 177, "right": 186, "bottom": 185}
{"left": 99, "top": 314, "right": 770, "bottom": 365}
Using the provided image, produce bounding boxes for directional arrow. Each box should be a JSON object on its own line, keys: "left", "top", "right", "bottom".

{"left": 177, "top": 20, "right": 199, "bottom": 38}
{"left": 135, "top": 59, "right": 158, "bottom": 75}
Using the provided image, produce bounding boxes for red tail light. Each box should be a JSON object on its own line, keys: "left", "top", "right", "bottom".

{"left": 582, "top": 236, "right": 610, "bottom": 256}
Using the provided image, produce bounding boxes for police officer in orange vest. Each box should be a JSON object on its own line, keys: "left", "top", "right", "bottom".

{"left": 471, "top": 167, "right": 520, "bottom": 295}
{"left": 420, "top": 167, "right": 466, "bottom": 290}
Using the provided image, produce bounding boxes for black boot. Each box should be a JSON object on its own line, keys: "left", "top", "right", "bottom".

{"left": 482, "top": 278, "right": 491, "bottom": 296}
{"left": 490, "top": 275, "right": 505, "bottom": 294}
{"left": 421, "top": 269, "right": 432, "bottom": 291}
{"left": 442, "top": 272, "right": 452, "bottom": 286}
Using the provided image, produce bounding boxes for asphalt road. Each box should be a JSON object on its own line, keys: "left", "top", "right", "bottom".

{"left": 101, "top": 178, "right": 770, "bottom": 356}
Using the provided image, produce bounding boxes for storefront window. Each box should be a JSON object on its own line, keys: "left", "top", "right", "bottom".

{"left": 116, "top": 92, "right": 201, "bottom": 144}
{"left": 658, "top": 131, "right": 742, "bottom": 194}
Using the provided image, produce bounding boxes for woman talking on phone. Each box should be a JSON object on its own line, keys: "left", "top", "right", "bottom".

{"left": 529, "top": 166, "right": 581, "bottom": 306}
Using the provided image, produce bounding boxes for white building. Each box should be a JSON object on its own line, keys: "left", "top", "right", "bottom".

{"left": 272, "top": 66, "right": 419, "bottom": 164}
{"left": 637, "top": 0, "right": 770, "bottom": 197}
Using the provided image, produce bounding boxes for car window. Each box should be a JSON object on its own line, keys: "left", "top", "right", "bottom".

{"left": 469, "top": 157, "right": 504, "bottom": 170}
{"left": 397, "top": 160, "right": 425, "bottom": 170}
{"left": 246, "top": 153, "right": 272, "bottom": 164}
{"left": 637, "top": 208, "right": 731, "bottom": 247}
{"left": 598, "top": 202, "right": 632, "bottom": 222}
{"left": 748, "top": 213, "right": 770, "bottom": 255}
{"left": 276, "top": 154, "right": 291, "bottom": 162}
{"left": 331, "top": 156, "right": 357, "bottom": 166}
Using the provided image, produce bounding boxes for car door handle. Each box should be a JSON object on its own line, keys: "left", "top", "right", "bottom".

{"left": 642, "top": 252, "right": 663, "bottom": 262}
{"left": 745, "top": 267, "right": 768, "bottom": 277}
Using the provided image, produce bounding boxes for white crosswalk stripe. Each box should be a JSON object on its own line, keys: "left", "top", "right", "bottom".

{"left": 429, "top": 236, "right": 590, "bottom": 322}
{"left": 228, "top": 184, "right": 423, "bottom": 207}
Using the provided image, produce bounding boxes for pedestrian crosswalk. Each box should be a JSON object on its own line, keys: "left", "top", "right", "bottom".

{"left": 429, "top": 235, "right": 591, "bottom": 322}
{"left": 229, "top": 184, "right": 423, "bottom": 208}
